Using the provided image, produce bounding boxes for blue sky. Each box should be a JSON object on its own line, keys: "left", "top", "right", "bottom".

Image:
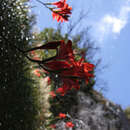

{"left": 29, "top": 0, "right": 130, "bottom": 109}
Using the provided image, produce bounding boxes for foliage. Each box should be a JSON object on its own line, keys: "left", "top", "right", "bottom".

{"left": 0, "top": 0, "right": 40, "bottom": 129}
{"left": 124, "top": 107, "right": 130, "bottom": 120}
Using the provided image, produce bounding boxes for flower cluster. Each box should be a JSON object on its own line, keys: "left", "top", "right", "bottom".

{"left": 50, "top": 113, "right": 74, "bottom": 129}
{"left": 25, "top": 40, "right": 94, "bottom": 97}
{"left": 51, "top": 0, "right": 72, "bottom": 22}
{"left": 36, "top": 0, "right": 72, "bottom": 22}
{"left": 43, "top": 40, "right": 94, "bottom": 96}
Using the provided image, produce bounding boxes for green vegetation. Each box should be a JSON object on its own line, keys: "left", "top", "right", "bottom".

{"left": 124, "top": 107, "right": 130, "bottom": 120}
{"left": 0, "top": 0, "right": 40, "bottom": 129}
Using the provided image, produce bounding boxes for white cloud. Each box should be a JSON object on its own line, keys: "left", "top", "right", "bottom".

{"left": 102, "top": 15, "right": 126, "bottom": 33}
{"left": 95, "top": 1, "right": 130, "bottom": 42}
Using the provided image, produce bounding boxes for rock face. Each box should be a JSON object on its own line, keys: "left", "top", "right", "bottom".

{"left": 56, "top": 91, "right": 130, "bottom": 130}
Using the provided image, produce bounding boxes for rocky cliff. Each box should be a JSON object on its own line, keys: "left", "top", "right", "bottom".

{"left": 55, "top": 91, "right": 130, "bottom": 130}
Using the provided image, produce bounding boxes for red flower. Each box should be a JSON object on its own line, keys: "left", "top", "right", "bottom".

{"left": 50, "top": 124, "right": 56, "bottom": 128}
{"left": 52, "top": 12, "right": 69, "bottom": 22}
{"left": 49, "top": 91, "right": 56, "bottom": 98}
{"left": 47, "top": 77, "right": 51, "bottom": 85}
{"left": 59, "top": 56, "right": 94, "bottom": 84}
{"left": 56, "top": 78, "right": 80, "bottom": 96}
{"left": 83, "top": 62, "right": 95, "bottom": 72}
{"left": 57, "top": 40, "right": 74, "bottom": 62}
{"left": 62, "top": 78, "right": 80, "bottom": 90}
{"left": 52, "top": 3, "right": 72, "bottom": 22}
{"left": 56, "top": 87, "right": 66, "bottom": 96}
{"left": 51, "top": 0, "right": 72, "bottom": 22}
{"left": 82, "top": 62, "right": 95, "bottom": 84}
{"left": 36, "top": 0, "right": 72, "bottom": 22}
{"left": 43, "top": 76, "right": 51, "bottom": 85}
{"left": 33, "top": 69, "right": 41, "bottom": 77}
{"left": 29, "top": 39, "right": 95, "bottom": 94}
{"left": 51, "top": 0, "right": 67, "bottom": 8}
{"left": 56, "top": 83, "right": 72, "bottom": 96}
{"left": 65, "top": 122, "right": 74, "bottom": 128}
{"left": 57, "top": 4, "right": 72, "bottom": 14}
{"left": 58, "top": 113, "right": 66, "bottom": 118}
{"left": 44, "top": 60, "right": 72, "bottom": 71}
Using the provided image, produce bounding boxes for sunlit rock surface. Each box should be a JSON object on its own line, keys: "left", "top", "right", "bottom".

{"left": 56, "top": 91, "right": 130, "bottom": 130}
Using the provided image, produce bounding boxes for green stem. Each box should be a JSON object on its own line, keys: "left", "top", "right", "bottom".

{"left": 36, "top": 0, "right": 53, "bottom": 11}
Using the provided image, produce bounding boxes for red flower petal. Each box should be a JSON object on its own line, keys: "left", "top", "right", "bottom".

{"left": 56, "top": 87, "right": 66, "bottom": 96}
{"left": 65, "top": 122, "right": 74, "bottom": 128}
{"left": 44, "top": 60, "right": 72, "bottom": 71}
{"left": 52, "top": 12, "right": 68, "bottom": 22}
{"left": 52, "top": 0, "right": 66, "bottom": 8}
{"left": 58, "top": 113, "right": 66, "bottom": 118}
{"left": 57, "top": 40, "right": 74, "bottom": 61}
{"left": 49, "top": 91, "right": 56, "bottom": 98}
{"left": 51, "top": 1, "right": 72, "bottom": 22}
{"left": 34, "top": 69, "right": 41, "bottom": 77}
{"left": 47, "top": 77, "right": 51, "bottom": 85}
